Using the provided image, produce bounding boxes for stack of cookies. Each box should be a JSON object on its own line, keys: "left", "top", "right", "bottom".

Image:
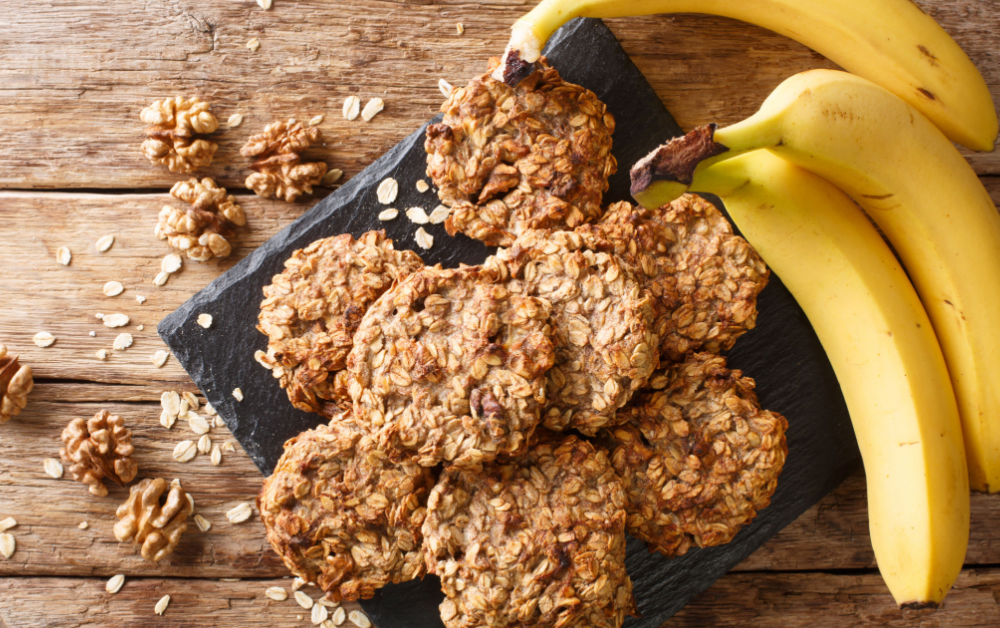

{"left": 256, "top": 58, "right": 787, "bottom": 628}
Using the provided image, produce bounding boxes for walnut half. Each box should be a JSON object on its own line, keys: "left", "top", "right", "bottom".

{"left": 0, "top": 345, "right": 33, "bottom": 425}
{"left": 60, "top": 410, "right": 139, "bottom": 496}
{"left": 240, "top": 119, "right": 328, "bottom": 202}
{"left": 156, "top": 178, "right": 247, "bottom": 261}
{"left": 114, "top": 478, "right": 192, "bottom": 563}
{"left": 140, "top": 96, "right": 219, "bottom": 174}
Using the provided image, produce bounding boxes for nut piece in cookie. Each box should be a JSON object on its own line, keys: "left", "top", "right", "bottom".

{"left": 602, "top": 352, "right": 788, "bottom": 557}
{"left": 347, "top": 266, "right": 555, "bottom": 468}
{"left": 488, "top": 230, "right": 658, "bottom": 435}
{"left": 157, "top": 178, "right": 246, "bottom": 262}
{"left": 0, "top": 344, "right": 33, "bottom": 425}
{"left": 258, "top": 417, "right": 435, "bottom": 601}
{"left": 60, "top": 410, "right": 139, "bottom": 496}
{"left": 140, "top": 96, "right": 219, "bottom": 174}
{"left": 241, "top": 119, "right": 328, "bottom": 202}
{"left": 423, "top": 433, "right": 636, "bottom": 628}
{"left": 580, "top": 194, "right": 769, "bottom": 360}
{"left": 114, "top": 478, "right": 192, "bottom": 563}
{"left": 257, "top": 231, "right": 423, "bottom": 416}
{"left": 425, "top": 57, "right": 616, "bottom": 246}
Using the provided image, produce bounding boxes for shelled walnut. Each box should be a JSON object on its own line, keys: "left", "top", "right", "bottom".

{"left": 156, "top": 178, "right": 246, "bottom": 261}
{"left": 140, "top": 96, "right": 219, "bottom": 174}
{"left": 0, "top": 345, "right": 33, "bottom": 425}
{"left": 114, "top": 478, "right": 192, "bottom": 563}
{"left": 240, "top": 119, "right": 328, "bottom": 202}
{"left": 60, "top": 410, "right": 139, "bottom": 496}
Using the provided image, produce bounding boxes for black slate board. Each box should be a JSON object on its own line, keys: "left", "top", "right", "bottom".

{"left": 159, "top": 17, "right": 861, "bottom": 627}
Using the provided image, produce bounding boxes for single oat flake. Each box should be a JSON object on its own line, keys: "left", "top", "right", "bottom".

{"left": 414, "top": 227, "right": 433, "bottom": 250}
{"left": 154, "top": 271, "right": 170, "bottom": 286}
{"left": 378, "top": 208, "right": 398, "bottom": 222}
{"left": 308, "top": 115, "right": 324, "bottom": 126}
{"left": 103, "top": 281, "right": 124, "bottom": 297}
{"left": 103, "top": 313, "right": 129, "bottom": 328}
{"left": 154, "top": 594, "right": 170, "bottom": 615}
{"left": 197, "top": 313, "right": 213, "bottom": 329}
{"left": 342, "top": 95, "right": 360, "bottom": 121}
{"left": 294, "top": 590, "right": 314, "bottom": 609}
{"left": 438, "top": 78, "right": 453, "bottom": 98}
{"left": 428, "top": 205, "right": 450, "bottom": 224}
{"left": 96, "top": 235, "right": 115, "bottom": 252}
{"left": 210, "top": 444, "right": 222, "bottom": 466}
{"left": 455, "top": 22, "right": 464, "bottom": 35}
{"left": 376, "top": 177, "right": 398, "bottom": 205}
{"left": 173, "top": 440, "right": 197, "bottom": 463}
{"left": 247, "top": 38, "right": 260, "bottom": 52}
{"left": 78, "top": 521, "right": 89, "bottom": 530}
{"left": 0, "top": 518, "right": 15, "bottom": 533}
{"left": 228, "top": 113, "right": 245, "bottom": 128}
{"left": 415, "top": 179, "right": 430, "bottom": 193}
{"left": 106, "top": 574, "right": 125, "bottom": 594}
{"left": 56, "top": 246, "right": 72, "bottom": 266}
{"left": 0, "top": 533, "right": 15, "bottom": 559}
{"left": 349, "top": 610, "right": 371, "bottom": 628}
{"left": 226, "top": 502, "right": 253, "bottom": 524}
{"left": 322, "top": 169, "right": 344, "bottom": 186}
{"left": 136, "top": 295, "right": 147, "bottom": 304}
{"left": 197, "top": 434, "right": 212, "bottom": 454}
{"left": 232, "top": 387, "right": 244, "bottom": 401}
{"left": 96, "top": 349, "right": 108, "bottom": 360}
{"left": 43, "top": 458, "right": 64, "bottom": 479}
{"left": 112, "top": 333, "right": 133, "bottom": 351}
{"left": 257, "top": 0, "right": 272, "bottom": 9}
{"left": 194, "top": 514, "right": 212, "bottom": 532}
{"left": 265, "top": 586, "right": 287, "bottom": 601}
{"left": 332, "top": 607, "right": 346, "bottom": 625}
{"left": 406, "top": 207, "right": 430, "bottom": 224}
{"left": 33, "top": 332, "right": 55, "bottom": 348}
{"left": 312, "top": 603, "right": 329, "bottom": 624}
{"left": 152, "top": 350, "right": 169, "bottom": 367}
{"left": 162, "top": 253, "right": 183, "bottom": 274}
{"left": 361, "top": 98, "right": 384, "bottom": 122}
{"left": 189, "top": 413, "right": 209, "bottom": 435}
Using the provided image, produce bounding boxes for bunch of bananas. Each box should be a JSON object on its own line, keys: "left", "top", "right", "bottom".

{"left": 502, "top": 0, "right": 1000, "bottom": 610}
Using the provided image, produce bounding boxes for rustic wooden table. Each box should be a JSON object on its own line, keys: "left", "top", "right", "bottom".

{"left": 2, "top": 1, "right": 999, "bottom": 626}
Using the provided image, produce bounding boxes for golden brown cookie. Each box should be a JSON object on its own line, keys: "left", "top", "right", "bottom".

{"left": 422, "top": 432, "right": 635, "bottom": 628}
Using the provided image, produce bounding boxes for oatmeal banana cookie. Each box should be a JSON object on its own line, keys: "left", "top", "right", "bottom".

{"left": 602, "top": 352, "right": 788, "bottom": 557}
{"left": 488, "top": 230, "right": 658, "bottom": 435}
{"left": 257, "top": 231, "right": 424, "bottom": 416}
{"left": 425, "top": 57, "right": 616, "bottom": 247}
{"left": 423, "top": 432, "right": 635, "bottom": 628}
{"left": 259, "top": 416, "right": 436, "bottom": 601}
{"left": 346, "top": 266, "right": 555, "bottom": 468}
{"left": 579, "top": 194, "right": 769, "bottom": 360}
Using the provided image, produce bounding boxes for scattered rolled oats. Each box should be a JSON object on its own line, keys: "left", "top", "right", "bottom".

{"left": 437, "top": 78, "right": 453, "bottom": 98}
{"left": 405, "top": 207, "right": 430, "bottom": 224}
{"left": 96, "top": 235, "right": 115, "bottom": 252}
{"left": 173, "top": 440, "right": 197, "bottom": 463}
{"left": 154, "top": 271, "right": 170, "bottom": 286}
{"left": 197, "top": 313, "right": 213, "bottom": 329}
{"left": 257, "top": 0, "right": 272, "bottom": 8}
{"left": 137, "top": 324, "right": 144, "bottom": 331}
{"left": 112, "top": 333, "right": 133, "bottom": 351}
{"left": 197, "top": 434, "right": 212, "bottom": 454}
{"left": 162, "top": 253, "right": 183, "bottom": 274}
{"left": 455, "top": 22, "right": 464, "bottom": 35}
{"left": 43, "top": 458, "right": 64, "bottom": 479}
{"left": 294, "top": 590, "right": 314, "bottom": 609}
{"left": 203, "top": 402, "right": 216, "bottom": 416}
{"left": 376, "top": 177, "right": 398, "bottom": 205}
{"left": 161, "top": 391, "right": 180, "bottom": 417}
{"left": 210, "top": 444, "right": 222, "bottom": 466}
{"left": 232, "top": 388, "right": 243, "bottom": 401}
{"left": 152, "top": 350, "right": 169, "bottom": 367}
{"left": 194, "top": 514, "right": 212, "bottom": 532}
{"left": 226, "top": 502, "right": 253, "bottom": 524}
{"left": 228, "top": 113, "right": 245, "bottom": 128}
{"left": 322, "top": 169, "right": 343, "bottom": 186}
{"left": 317, "top": 599, "right": 337, "bottom": 608}
{"left": 78, "top": 521, "right": 89, "bottom": 530}
{"left": 154, "top": 594, "right": 170, "bottom": 615}
{"left": 103, "top": 281, "right": 124, "bottom": 297}
{"left": 415, "top": 179, "right": 430, "bottom": 193}
{"left": 348, "top": 610, "right": 371, "bottom": 628}
{"left": 95, "top": 313, "right": 105, "bottom": 320}
{"left": 312, "top": 604, "right": 329, "bottom": 624}
{"left": 222, "top": 442, "right": 235, "bottom": 453}
{"left": 428, "top": 204, "right": 450, "bottom": 224}
{"left": 377, "top": 208, "right": 398, "bottom": 221}
{"left": 89, "top": 331, "right": 96, "bottom": 337}
{"left": 96, "top": 349, "right": 108, "bottom": 360}
{"left": 0, "top": 518, "right": 15, "bottom": 533}
{"left": 0, "top": 533, "right": 15, "bottom": 559}
{"left": 103, "top": 313, "right": 129, "bottom": 328}
{"left": 265, "top": 586, "right": 287, "bottom": 601}
{"left": 360, "top": 98, "right": 384, "bottom": 122}
{"left": 331, "top": 607, "right": 346, "bottom": 626}
{"left": 413, "top": 227, "right": 433, "bottom": 249}
{"left": 106, "top": 574, "right": 125, "bottom": 594}
{"left": 308, "top": 115, "right": 324, "bottom": 126}
{"left": 342, "top": 95, "right": 360, "bottom": 121}
{"left": 56, "top": 246, "right": 72, "bottom": 266}
{"left": 33, "top": 332, "right": 55, "bottom": 348}
{"left": 182, "top": 392, "right": 199, "bottom": 410}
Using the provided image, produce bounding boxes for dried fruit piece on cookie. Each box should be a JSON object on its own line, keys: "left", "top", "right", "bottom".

{"left": 156, "top": 178, "right": 247, "bottom": 261}
{"left": 241, "top": 119, "right": 328, "bottom": 202}
{"left": 601, "top": 352, "right": 788, "bottom": 557}
{"left": 257, "top": 231, "right": 424, "bottom": 416}
{"left": 258, "top": 416, "right": 435, "bottom": 601}
{"left": 425, "top": 57, "right": 616, "bottom": 246}
{"left": 140, "top": 96, "right": 219, "bottom": 174}
{"left": 114, "top": 478, "right": 192, "bottom": 562}
{"left": 347, "top": 266, "right": 555, "bottom": 468}
{"left": 579, "top": 194, "right": 769, "bottom": 360}
{"left": 423, "top": 433, "right": 636, "bottom": 628}
{"left": 487, "top": 230, "right": 658, "bottom": 435}
{"left": 0, "top": 344, "right": 33, "bottom": 425}
{"left": 60, "top": 410, "right": 139, "bottom": 496}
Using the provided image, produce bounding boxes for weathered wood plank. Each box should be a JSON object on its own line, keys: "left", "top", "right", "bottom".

{"left": 1, "top": 0, "right": 998, "bottom": 191}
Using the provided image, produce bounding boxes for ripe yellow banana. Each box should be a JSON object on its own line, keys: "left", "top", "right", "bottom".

{"left": 500, "top": 0, "right": 997, "bottom": 151}
{"left": 630, "top": 69, "right": 1000, "bottom": 493}
{"left": 687, "top": 150, "right": 968, "bottom": 607}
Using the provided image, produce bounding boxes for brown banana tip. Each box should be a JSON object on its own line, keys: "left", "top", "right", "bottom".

{"left": 502, "top": 49, "right": 536, "bottom": 87}
{"left": 899, "top": 601, "right": 940, "bottom": 611}
{"left": 629, "top": 124, "right": 729, "bottom": 196}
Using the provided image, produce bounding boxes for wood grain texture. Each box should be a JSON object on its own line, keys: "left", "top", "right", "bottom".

{"left": 1, "top": 0, "right": 999, "bottom": 192}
